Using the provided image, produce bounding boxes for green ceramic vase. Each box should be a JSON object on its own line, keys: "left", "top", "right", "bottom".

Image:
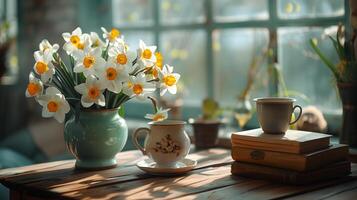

{"left": 64, "top": 108, "right": 128, "bottom": 170}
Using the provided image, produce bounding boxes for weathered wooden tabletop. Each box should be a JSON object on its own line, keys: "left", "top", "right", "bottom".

{"left": 0, "top": 148, "right": 357, "bottom": 200}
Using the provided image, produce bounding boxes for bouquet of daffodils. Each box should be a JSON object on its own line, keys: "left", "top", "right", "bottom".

{"left": 25, "top": 27, "right": 180, "bottom": 123}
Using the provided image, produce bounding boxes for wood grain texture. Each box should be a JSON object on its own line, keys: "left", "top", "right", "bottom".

{"left": 0, "top": 148, "right": 357, "bottom": 200}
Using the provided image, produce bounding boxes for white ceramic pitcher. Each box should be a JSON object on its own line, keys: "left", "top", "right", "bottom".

{"left": 132, "top": 120, "right": 191, "bottom": 168}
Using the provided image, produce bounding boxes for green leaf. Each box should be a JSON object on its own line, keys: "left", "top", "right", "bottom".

{"left": 202, "top": 98, "right": 219, "bottom": 120}
{"left": 328, "top": 36, "right": 344, "bottom": 60}
{"left": 309, "top": 38, "right": 340, "bottom": 80}
{"left": 118, "top": 106, "right": 125, "bottom": 117}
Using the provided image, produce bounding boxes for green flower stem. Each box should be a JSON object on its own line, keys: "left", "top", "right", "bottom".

{"left": 147, "top": 96, "right": 158, "bottom": 113}
{"left": 309, "top": 39, "right": 340, "bottom": 80}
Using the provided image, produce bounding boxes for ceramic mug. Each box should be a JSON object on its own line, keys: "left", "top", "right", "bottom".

{"left": 254, "top": 97, "right": 302, "bottom": 134}
{"left": 132, "top": 120, "right": 191, "bottom": 168}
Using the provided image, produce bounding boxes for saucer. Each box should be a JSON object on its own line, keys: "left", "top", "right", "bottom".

{"left": 136, "top": 158, "right": 197, "bottom": 176}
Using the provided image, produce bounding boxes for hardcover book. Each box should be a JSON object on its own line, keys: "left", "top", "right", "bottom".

{"left": 231, "top": 144, "right": 348, "bottom": 171}
{"left": 231, "top": 160, "right": 351, "bottom": 185}
{"left": 231, "top": 129, "right": 331, "bottom": 154}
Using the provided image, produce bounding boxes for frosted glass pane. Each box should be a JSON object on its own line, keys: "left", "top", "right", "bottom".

{"left": 160, "top": 0, "right": 205, "bottom": 25}
{"left": 213, "top": 28, "right": 270, "bottom": 106}
{"left": 213, "top": 0, "right": 269, "bottom": 22}
{"left": 278, "top": 0, "right": 344, "bottom": 19}
{"left": 112, "top": 0, "right": 153, "bottom": 27}
{"left": 160, "top": 30, "right": 207, "bottom": 105}
{"left": 121, "top": 31, "right": 154, "bottom": 51}
{"left": 278, "top": 27, "right": 341, "bottom": 112}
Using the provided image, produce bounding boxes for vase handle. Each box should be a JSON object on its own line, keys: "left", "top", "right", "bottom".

{"left": 289, "top": 105, "right": 303, "bottom": 125}
{"left": 132, "top": 127, "right": 150, "bottom": 155}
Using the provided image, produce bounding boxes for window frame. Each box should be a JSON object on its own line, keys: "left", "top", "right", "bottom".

{"left": 113, "top": 0, "right": 349, "bottom": 125}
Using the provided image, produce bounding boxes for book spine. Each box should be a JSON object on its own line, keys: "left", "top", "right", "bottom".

{"left": 231, "top": 146, "right": 306, "bottom": 171}
{"left": 231, "top": 161, "right": 351, "bottom": 185}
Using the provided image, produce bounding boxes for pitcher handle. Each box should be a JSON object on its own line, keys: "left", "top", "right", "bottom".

{"left": 289, "top": 105, "right": 302, "bottom": 125}
{"left": 132, "top": 127, "right": 150, "bottom": 155}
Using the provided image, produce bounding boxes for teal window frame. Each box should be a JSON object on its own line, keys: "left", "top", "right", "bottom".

{"left": 109, "top": 0, "right": 349, "bottom": 122}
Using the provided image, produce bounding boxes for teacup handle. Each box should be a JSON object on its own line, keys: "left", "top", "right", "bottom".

{"left": 132, "top": 127, "right": 150, "bottom": 155}
{"left": 289, "top": 105, "right": 302, "bottom": 125}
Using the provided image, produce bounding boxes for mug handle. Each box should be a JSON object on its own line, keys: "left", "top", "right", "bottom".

{"left": 289, "top": 105, "right": 303, "bottom": 125}
{"left": 132, "top": 127, "right": 150, "bottom": 155}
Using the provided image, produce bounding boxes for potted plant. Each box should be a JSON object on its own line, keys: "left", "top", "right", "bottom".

{"left": 310, "top": 24, "right": 357, "bottom": 147}
{"left": 189, "top": 98, "right": 222, "bottom": 149}
{"left": 25, "top": 27, "right": 180, "bottom": 169}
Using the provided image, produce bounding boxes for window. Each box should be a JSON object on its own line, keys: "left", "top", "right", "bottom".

{"left": 112, "top": 0, "right": 348, "bottom": 119}
{"left": 0, "top": 0, "right": 18, "bottom": 85}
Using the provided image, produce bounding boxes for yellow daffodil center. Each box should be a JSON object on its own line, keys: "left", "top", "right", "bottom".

{"left": 88, "top": 87, "right": 100, "bottom": 99}
{"left": 77, "top": 42, "right": 84, "bottom": 50}
{"left": 155, "top": 52, "right": 163, "bottom": 69}
{"left": 83, "top": 56, "right": 95, "bottom": 68}
{"left": 133, "top": 84, "right": 143, "bottom": 95}
{"left": 93, "top": 40, "right": 100, "bottom": 47}
{"left": 151, "top": 68, "right": 159, "bottom": 78}
{"left": 116, "top": 53, "right": 127, "bottom": 65}
{"left": 106, "top": 67, "right": 117, "bottom": 80}
{"left": 70, "top": 35, "right": 80, "bottom": 45}
{"left": 143, "top": 49, "right": 152, "bottom": 59}
{"left": 153, "top": 114, "right": 165, "bottom": 121}
{"left": 109, "top": 28, "right": 120, "bottom": 41}
{"left": 35, "top": 61, "right": 49, "bottom": 74}
{"left": 127, "top": 81, "right": 133, "bottom": 88}
{"left": 47, "top": 101, "right": 58, "bottom": 112}
{"left": 163, "top": 75, "right": 176, "bottom": 86}
{"left": 27, "top": 82, "right": 40, "bottom": 96}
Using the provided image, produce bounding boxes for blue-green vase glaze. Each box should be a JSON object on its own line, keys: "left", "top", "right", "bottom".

{"left": 64, "top": 108, "right": 128, "bottom": 170}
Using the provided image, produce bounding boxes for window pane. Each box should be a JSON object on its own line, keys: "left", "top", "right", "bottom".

{"left": 213, "top": 28, "right": 270, "bottom": 106}
{"left": 277, "top": 0, "right": 344, "bottom": 19}
{"left": 122, "top": 31, "right": 154, "bottom": 50}
{"left": 160, "top": 30, "right": 207, "bottom": 105}
{"left": 112, "top": 0, "right": 153, "bottom": 27}
{"left": 278, "top": 27, "right": 340, "bottom": 112}
{"left": 213, "top": 0, "right": 269, "bottom": 22}
{"left": 160, "top": 0, "right": 205, "bottom": 25}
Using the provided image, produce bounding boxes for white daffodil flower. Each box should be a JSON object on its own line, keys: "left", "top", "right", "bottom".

{"left": 73, "top": 39, "right": 106, "bottom": 77}
{"left": 62, "top": 27, "right": 88, "bottom": 55}
{"left": 123, "top": 73, "right": 156, "bottom": 101}
{"left": 25, "top": 72, "right": 43, "bottom": 98}
{"left": 137, "top": 40, "right": 157, "bottom": 67}
{"left": 36, "top": 39, "right": 59, "bottom": 56}
{"left": 99, "top": 60, "right": 130, "bottom": 93}
{"left": 145, "top": 108, "right": 170, "bottom": 122}
{"left": 33, "top": 51, "right": 55, "bottom": 82}
{"left": 90, "top": 32, "right": 105, "bottom": 49}
{"left": 101, "top": 27, "right": 123, "bottom": 44}
{"left": 37, "top": 87, "right": 70, "bottom": 123}
{"left": 159, "top": 64, "right": 180, "bottom": 96}
{"left": 108, "top": 45, "right": 136, "bottom": 68}
{"left": 74, "top": 75, "right": 106, "bottom": 108}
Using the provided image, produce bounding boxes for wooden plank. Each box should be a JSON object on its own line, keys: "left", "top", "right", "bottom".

{"left": 32, "top": 149, "right": 232, "bottom": 194}
{"left": 0, "top": 148, "right": 232, "bottom": 198}
{"left": 176, "top": 164, "right": 357, "bottom": 200}
{"left": 63, "top": 165, "right": 239, "bottom": 200}
{"left": 284, "top": 179, "right": 357, "bottom": 199}
{"left": 177, "top": 176, "right": 357, "bottom": 200}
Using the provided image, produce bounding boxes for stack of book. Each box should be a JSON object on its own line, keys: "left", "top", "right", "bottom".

{"left": 231, "top": 129, "right": 351, "bottom": 185}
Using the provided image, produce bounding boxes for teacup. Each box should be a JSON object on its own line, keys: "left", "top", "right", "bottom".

{"left": 132, "top": 120, "right": 191, "bottom": 168}
{"left": 254, "top": 97, "right": 302, "bottom": 134}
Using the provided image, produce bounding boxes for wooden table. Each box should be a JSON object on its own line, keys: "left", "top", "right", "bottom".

{"left": 0, "top": 148, "right": 357, "bottom": 200}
